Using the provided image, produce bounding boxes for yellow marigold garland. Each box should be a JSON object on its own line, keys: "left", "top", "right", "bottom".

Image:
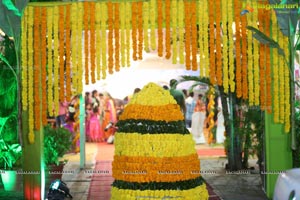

{"left": 265, "top": 10, "right": 272, "bottom": 113}
{"left": 27, "top": 6, "right": 34, "bottom": 143}
{"left": 114, "top": 2, "right": 121, "bottom": 70}
{"left": 241, "top": 15, "right": 248, "bottom": 99}
{"left": 125, "top": 2, "right": 131, "bottom": 67}
{"left": 150, "top": 0, "right": 156, "bottom": 51}
{"left": 59, "top": 6, "right": 65, "bottom": 101}
{"left": 21, "top": 8, "right": 28, "bottom": 111}
{"left": 95, "top": 3, "right": 102, "bottom": 79}
{"left": 90, "top": 2, "right": 96, "bottom": 82}
{"left": 137, "top": 2, "right": 143, "bottom": 60}
{"left": 157, "top": 0, "right": 163, "bottom": 57}
{"left": 165, "top": 0, "right": 171, "bottom": 59}
{"left": 143, "top": 2, "right": 150, "bottom": 53}
{"left": 34, "top": 7, "right": 41, "bottom": 131}
{"left": 77, "top": 3, "right": 84, "bottom": 93}
{"left": 41, "top": 7, "right": 47, "bottom": 125}
{"left": 100, "top": 3, "right": 107, "bottom": 78}
{"left": 83, "top": 2, "right": 90, "bottom": 82}
{"left": 215, "top": 0, "right": 222, "bottom": 85}
{"left": 207, "top": 86, "right": 215, "bottom": 144}
{"left": 198, "top": 0, "right": 204, "bottom": 76}
{"left": 70, "top": 3, "right": 78, "bottom": 95}
{"left": 208, "top": 0, "right": 216, "bottom": 84}
{"left": 114, "top": 154, "right": 198, "bottom": 163}
{"left": 283, "top": 37, "right": 290, "bottom": 132}
{"left": 131, "top": 2, "right": 138, "bottom": 61}
{"left": 191, "top": 1, "right": 197, "bottom": 71}
{"left": 278, "top": 32, "right": 285, "bottom": 123}
{"left": 108, "top": 2, "right": 114, "bottom": 73}
{"left": 272, "top": 11, "right": 279, "bottom": 123}
{"left": 178, "top": 0, "right": 184, "bottom": 64}
{"left": 228, "top": 0, "right": 235, "bottom": 92}
{"left": 65, "top": 5, "right": 71, "bottom": 101}
{"left": 171, "top": 0, "right": 177, "bottom": 64}
{"left": 184, "top": 1, "right": 191, "bottom": 70}
{"left": 120, "top": 2, "right": 126, "bottom": 66}
{"left": 222, "top": 0, "right": 229, "bottom": 93}
{"left": 203, "top": 0, "right": 209, "bottom": 77}
{"left": 234, "top": 0, "right": 242, "bottom": 97}
{"left": 252, "top": 2, "right": 260, "bottom": 105}
{"left": 53, "top": 6, "right": 59, "bottom": 116}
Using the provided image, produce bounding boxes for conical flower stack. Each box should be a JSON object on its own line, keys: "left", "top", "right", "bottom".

{"left": 111, "top": 82, "right": 209, "bottom": 199}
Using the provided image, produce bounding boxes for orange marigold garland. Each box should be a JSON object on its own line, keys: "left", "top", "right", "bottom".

{"left": 65, "top": 5, "right": 71, "bottom": 101}
{"left": 84, "top": 2, "right": 90, "bottom": 82}
{"left": 258, "top": 9, "right": 266, "bottom": 110}
{"left": 120, "top": 2, "right": 126, "bottom": 66}
{"left": 95, "top": 3, "right": 102, "bottom": 79}
{"left": 41, "top": 7, "right": 47, "bottom": 125}
{"left": 157, "top": 0, "right": 163, "bottom": 57}
{"left": 137, "top": 2, "right": 143, "bottom": 60}
{"left": 208, "top": 0, "right": 216, "bottom": 84}
{"left": 265, "top": 10, "right": 272, "bottom": 113}
{"left": 222, "top": 0, "right": 229, "bottom": 92}
{"left": 252, "top": 2, "right": 259, "bottom": 105}
{"left": 184, "top": 1, "right": 191, "bottom": 70}
{"left": 171, "top": 0, "right": 178, "bottom": 64}
{"left": 100, "top": 3, "right": 107, "bottom": 78}
{"left": 234, "top": 0, "right": 242, "bottom": 98}
{"left": 198, "top": 0, "right": 205, "bottom": 76}
{"left": 90, "top": 2, "right": 96, "bottom": 82}
{"left": 114, "top": 3, "right": 121, "bottom": 70}
{"left": 203, "top": 0, "right": 209, "bottom": 77}
{"left": 165, "top": 0, "right": 171, "bottom": 59}
{"left": 59, "top": 6, "right": 65, "bottom": 101}
{"left": 143, "top": 2, "right": 150, "bottom": 53}
{"left": 150, "top": 0, "right": 156, "bottom": 51}
{"left": 34, "top": 7, "right": 41, "bottom": 130}
{"left": 131, "top": 2, "right": 138, "bottom": 61}
{"left": 241, "top": 15, "right": 248, "bottom": 99}
{"left": 191, "top": 1, "right": 197, "bottom": 71}
{"left": 215, "top": 0, "right": 222, "bottom": 84}
{"left": 228, "top": 0, "right": 235, "bottom": 92}
{"left": 125, "top": 2, "right": 131, "bottom": 67}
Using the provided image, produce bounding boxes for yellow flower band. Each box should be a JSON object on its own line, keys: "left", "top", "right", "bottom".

{"left": 113, "top": 154, "right": 198, "bottom": 163}
{"left": 114, "top": 133, "right": 196, "bottom": 157}
{"left": 111, "top": 184, "right": 209, "bottom": 200}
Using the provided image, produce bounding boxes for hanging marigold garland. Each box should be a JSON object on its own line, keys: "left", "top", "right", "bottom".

{"left": 241, "top": 15, "right": 248, "bottom": 100}
{"left": 53, "top": 6, "right": 59, "bottom": 116}
{"left": 21, "top": 8, "right": 28, "bottom": 111}
{"left": 59, "top": 6, "right": 65, "bottom": 101}
{"left": 65, "top": 5, "right": 71, "bottom": 101}
{"left": 41, "top": 7, "right": 47, "bottom": 125}
{"left": 252, "top": 2, "right": 260, "bottom": 105}
{"left": 150, "top": 0, "right": 156, "bottom": 51}
{"left": 228, "top": 0, "right": 235, "bottom": 92}
{"left": 47, "top": 7, "right": 54, "bottom": 117}
{"left": 265, "top": 10, "right": 272, "bottom": 113}
{"left": 215, "top": 0, "right": 222, "bottom": 85}
{"left": 125, "top": 2, "right": 131, "bottom": 67}
{"left": 137, "top": 2, "right": 143, "bottom": 60}
{"left": 198, "top": 0, "right": 204, "bottom": 76}
{"left": 70, "top": 3, "right": 78, "bottom": 94}
{"left": 143, "top": 2, "right": 150, "bottom": 53}
{"left": 84, "top": 2, "right": 90, "bottom": 82}
{"left": 90, "top": 2, "right": 96, "bottom": 82}
{"left": 178, "top": 0, "right": 185, "bottom": 64}
{"left": 203, "top": 0, "right": 209, "bottom": 78}
{"left": 283, "top": 37, "right": 290, "bottom": 132}
{"left": 278, "top": 34, "right": 285, "bottom": 123}
{"left": 258, "top": 8, "right": 266, "bottom": 110}
{"left": 207, "top": 86, "right": 216, "bottom": 144}
{"left": 108, "top": 2, "right": 114, "bottom": 73}
{"left": 114, "top": 3, "right": 121, "bottom": 70}
{"left": 27, "top": 6, "right": 34, "bottom": 143}
{"left": 165, "top": 0, "right": 171, "bottom": 59}
{"left": 131, "top": 2, "right": 138, "bottom": 61}
{"left": 208, "top": 0, "right": 216, "bottom": 84}
{"left": 222, "top": 0, "right": 229, "bottom": 92}
{"left": 234, "top": 0, "right": 242, "bottom": 98}
{"left": 100, "top": 3, "right": 107, "bottom": 78}
{"left": 95, "top": 3, "right": 102, "bottom": 79}
{"left": 190, "top": 1, "right": 197, "bottom": 71}
{"left": 184, "top": 1, "right": 191, "bottom": 70}
{"left": 33, "top": 7, "right": 41, "bottom": 131}
{"left": 171, "top": 0, "right": 178, "bottom": 64}
{"left": 77, "top": 3, "right": 84, "bottom": 93}
{"left": 120, "top": 2, "right": 126, "bottom": 66}
{"left": 157, "top": 0, "right": 163, "bottom": 57}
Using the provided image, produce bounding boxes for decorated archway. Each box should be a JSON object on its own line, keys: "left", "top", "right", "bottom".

{"left": 0, "top": 0, "right": 298, "bottom": 199}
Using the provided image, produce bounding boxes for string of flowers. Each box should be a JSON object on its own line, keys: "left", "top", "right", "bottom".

{"left": 207, "top": 86, "right": 216, "bottom": 144}
{"left": 125, "top": 2, "right": 131, "bottom": 67}
{"left": 228, "top": 0, "right": 235, "bottom": 92}
{"left": 157, "top": 0, "right": 163, "bottom": 57}
{"left": 278, "top": 31, "right": 285, "bottom": 123}
{"left": 271, "top": 11, "right": 279, "bottom": 123}
{"left": 120, "top": 2, "right": 126, "bottom": 66}
{"left": 95, "top": 3, "right": 102, "bottom": 79}
{"left": 150, "top": 0, "right": 156, "bottom": 51}
{"left": 252, "top": 2, "right": 259, "bottom": 105}
{"left": 241, "top": 15, "right": 248, "bottom": 99}
{"left": 100, "top": 3, "right": 107, "bottom": 78}
{"left": 184, "top": 1, "right": 191, "bottom": 70}
{"left": 27, "top": 7, "right": 34, "bottom": 143}
{"left": 208, "top": 0, "right": 216, "bottom": 84}
{"left": 90, "top": 2, "right": 96, "bottom": 82}
{"left": 234, "top": 0, "right": 242, "bottom": 97}
{"left": 77, "top": 3, "right": 84, "bottom": 93}
{"left": 59, "top": 6, "right": 65, "bottom": 101}
{"left": 108, "top": 2, "right": 114, "bottom": 73}
{"left": 131, "top": 2, "right": 138, "bottom": 61}
{"left": 246, "top": 0, "right": 254, "bottom": 105}
{"left": 171, "top": 0, "right": 178, "bottom": 64}
{"left": 65, "top": 5, "right": 71, "bottom": 101}
{"left": 178, "top": 0, "right": 184, "bottom": 64}
{"left": 258, "top": 9, "right": 266, "bottom": 110}
{"left": 34, "top": 7, "right": 41, "bottom": 131}
{"left": 84, "top": 2, "right": 90, "bottom": 82}
{"left": 191, "top": 1, "right": 197, "bottom": 71}
{"left": 215, "top": 0, "right": 222, "bottom": 85}
{"left": 21, "top": 8, "right": 28, "bottom": 111}
{"left": 70, "top": 3, "right": 78, "bottom": 95}
{"left": 222, "top": 0, "right": 229, "bottom": 92}
{"left": 41, "top": 7, "right": 47, "bottom": 125}
{"left": 198, "top": 0, "right": 204, "bottom": 76}
{"left": 114, "top": 3, "right": 120, "bottom": 70}
{"left": 137, "top": 2, "right": 143, "bottom": 60}
{"left": 143, "top": 2, "right": 150, "bottom": 53}
{"left": 203, "top": 0, "right": 209, "bottom": 77}
{"left": 165, "top": 0, "right": 171, "bottom": 59}
{"left": 283, "top": 37, "right": 290, "bottom": 132}
{"left": 265, "top": 10, "right": 272, "bottom": 113}
{"left": 53, "top": 6, "right": 59, "bottom": 116}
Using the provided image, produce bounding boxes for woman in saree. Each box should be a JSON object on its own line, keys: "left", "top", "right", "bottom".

{"left": 102, "top": 92, "right": 117, "bottom": 141}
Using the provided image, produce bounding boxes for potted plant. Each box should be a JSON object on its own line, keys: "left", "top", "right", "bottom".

{"left": 43, "top": 125, "right": 72, "bottom": 187}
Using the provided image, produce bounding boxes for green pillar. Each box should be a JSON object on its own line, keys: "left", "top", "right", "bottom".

{"left": 264, "top": 113, "right": 292, "bottom": 198}
{"left": 79, "top": 94, "right": 86, "bottom": 169}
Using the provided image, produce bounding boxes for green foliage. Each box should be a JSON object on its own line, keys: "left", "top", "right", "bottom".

{"left": 43, "top": 125, "right": 72, "bottom": 166}
{"left": 293, "top": 100, "right": 300, "bottom": 167}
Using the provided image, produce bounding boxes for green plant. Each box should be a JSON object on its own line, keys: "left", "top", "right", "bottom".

{"left": 293, "top": 100, "right": 300, "bottom": 167}
{"left": 43, "top": 125, "right": 72, "bottom": 166}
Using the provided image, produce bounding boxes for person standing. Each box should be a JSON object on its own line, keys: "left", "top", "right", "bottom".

{"left": 185, "top": 91, "right": 196, "bottom": 128}
{"left": 191, "top": 94, "right": 206, "bottom": 143}
{"left": 102, "top": 92, "right": 117, "bottom": 141}
{"left": 56, "top": 99, "right": 69, "bottom": 127}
